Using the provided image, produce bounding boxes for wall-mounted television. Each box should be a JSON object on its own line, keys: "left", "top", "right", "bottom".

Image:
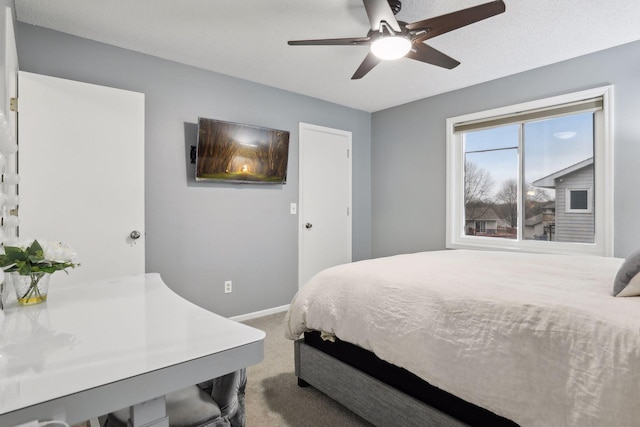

{"left": 196, "top": 117, "right": 290, "bottom": 184}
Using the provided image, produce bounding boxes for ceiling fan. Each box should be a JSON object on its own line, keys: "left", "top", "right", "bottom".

{"left": 288, "top": 0, "right": 506, "bottom": 79}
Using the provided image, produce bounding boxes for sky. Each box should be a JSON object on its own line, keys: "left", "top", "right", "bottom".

{"left": 464, "top": 112, "right": 594, "bottom": 197}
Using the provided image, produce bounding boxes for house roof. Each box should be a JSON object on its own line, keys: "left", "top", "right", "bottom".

{"left": 532, "top": 157, "right": 593, "bottom": 189}
{"left": 465, "top": 206, "right": 501, "bottom": 221}
{"left": 525, "top": 213, "right": 542, "bottom": 227}
{"left": 13, "top": 0, "right": 640, "bottom": 112}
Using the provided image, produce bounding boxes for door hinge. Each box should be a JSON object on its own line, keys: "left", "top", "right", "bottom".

{"left": 347, "top": 148, "right": 350, "bottom": 158}
{"left": 9, "top": 97, "right": 17, "bottom": 112}
{"left": 347, "top": 207, "right": 350, "bottom": 216}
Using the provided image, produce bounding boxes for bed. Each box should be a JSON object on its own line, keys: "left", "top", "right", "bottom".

{"left": 285, "top": 249, "right": 640, "bottom": 427}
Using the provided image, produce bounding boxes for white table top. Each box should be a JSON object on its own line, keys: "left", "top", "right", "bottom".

{"left": 0, "top": 273, "right": 265, "bottom": 426}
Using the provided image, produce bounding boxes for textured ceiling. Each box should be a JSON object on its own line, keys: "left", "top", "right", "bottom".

{"left": 14, "top": 0, "right": 640, "bottom": 112}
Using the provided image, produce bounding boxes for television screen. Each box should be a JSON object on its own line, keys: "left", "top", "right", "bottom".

{"left": 196, "top": 117, "right": 290, "bottom": 184}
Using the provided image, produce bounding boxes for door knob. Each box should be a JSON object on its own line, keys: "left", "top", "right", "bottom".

{"left": 305, "top": 223, "right": 313, "bottom": 229}
{"left": 130, "top": 230, "right": 141, "bottom": 239}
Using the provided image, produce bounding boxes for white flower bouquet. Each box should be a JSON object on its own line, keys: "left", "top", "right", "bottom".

{"left": 0, "top": 239, "right": 79, "bottom": 305}
{"left": 0, "top": 239, "right": 79, "bottom": 274}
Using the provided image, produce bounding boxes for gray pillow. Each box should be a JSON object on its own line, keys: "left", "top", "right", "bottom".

{"left": 613, "top": 249, "right": 640, "bottom": 297}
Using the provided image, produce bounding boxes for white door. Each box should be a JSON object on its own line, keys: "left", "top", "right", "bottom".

{"left": 17, "top": 71, "right": 145, "bottom": 285}
{"left": 298, "top": 123, "right": 351, "bottom": 288}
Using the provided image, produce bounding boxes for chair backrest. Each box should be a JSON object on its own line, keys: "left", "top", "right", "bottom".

{"left": 105, "top": 368, "right": 247, "bottom": 427}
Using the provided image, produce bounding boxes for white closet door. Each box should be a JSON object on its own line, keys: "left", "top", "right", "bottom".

{"left": 298, "top": 122, "right": 352, "bottom": 289}
{"left": 17, "top": 71, "right": 145, "bottom": 285}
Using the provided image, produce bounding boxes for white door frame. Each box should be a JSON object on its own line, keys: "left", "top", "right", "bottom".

{"left": 298, "top": 122, "right": 352, "bottom": 289}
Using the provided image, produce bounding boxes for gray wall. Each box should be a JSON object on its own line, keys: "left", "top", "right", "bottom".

{"left": 15, "top": 23, "right": 372, "bottom": 317}
{"left": 372, "top": 40, "right": 640, "bottom": 259}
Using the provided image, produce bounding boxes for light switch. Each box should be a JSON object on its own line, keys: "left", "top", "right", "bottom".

{"left": 290, "top": 203, "right": 297, "bottom": 215}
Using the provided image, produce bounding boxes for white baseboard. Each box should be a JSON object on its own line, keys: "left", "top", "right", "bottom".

{"left": 229, "top": 304, "right": 290, "bottom": 322}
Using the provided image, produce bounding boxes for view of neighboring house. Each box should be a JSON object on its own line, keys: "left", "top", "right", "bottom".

{"left": 532, "top": 158, "right": 594, "bottom": 243}
{"left": 465, "top": 158, "right": 595, "bottom": 242}
{"left": 465, "top": 206, "right": 511, "bottom": 237}
{"left": 524, "top": 203, "right": 556, "bottom": 240}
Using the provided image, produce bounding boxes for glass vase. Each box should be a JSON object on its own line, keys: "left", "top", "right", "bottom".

{"left": 11, "top": 272, "right": 51, "bottom": 305}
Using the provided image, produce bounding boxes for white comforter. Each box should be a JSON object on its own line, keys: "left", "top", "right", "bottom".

{"left": 285, "top": 250, "right": 640, "bottom": 427}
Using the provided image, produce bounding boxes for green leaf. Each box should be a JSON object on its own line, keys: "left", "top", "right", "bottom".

{"left": 28, "top": 255, "right": 45, "bottom": 264}
{"left": 27, "top": 240, "right": 44, "bottom": 257}
{"left": 17, "top": 262, "right": 31, "bottom": 275}
{"left": 4, "top": 246, "right": 28, "bottom": 262}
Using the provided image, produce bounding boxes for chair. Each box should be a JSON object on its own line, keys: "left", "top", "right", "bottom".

{"left": 104, "top": 369, "right": 246, "bottom": 427}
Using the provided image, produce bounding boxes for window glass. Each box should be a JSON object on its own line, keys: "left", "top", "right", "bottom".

{"left": 523, "top": 112, "right": 594, "bottom": 243}
{"left": 464, "top": 125, "right": 518, "bottom": 239}
{"left": 570, "top": 191, "right": 588, "bottom": 210}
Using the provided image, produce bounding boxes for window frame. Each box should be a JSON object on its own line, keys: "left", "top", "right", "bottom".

{"left": 445, "top": 86, "right": 614, "bottom": 256}
{"left": 565, "top": 188, "right": 592, "bottom": 213}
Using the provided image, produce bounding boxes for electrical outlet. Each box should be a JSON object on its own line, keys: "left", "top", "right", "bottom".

{"left": 224, "top": 280, "right": 232, "bottom": 293}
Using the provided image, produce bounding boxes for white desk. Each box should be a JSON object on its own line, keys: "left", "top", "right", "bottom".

{"left": 0, "top": 273, "right": 265, "bottom": 427}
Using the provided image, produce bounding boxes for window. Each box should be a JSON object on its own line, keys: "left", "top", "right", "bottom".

{"left": 446, "top": 86, "right": 613, "bottom": 256}
{"left": 566, "top": 188, "right": 592, "bottom": 213}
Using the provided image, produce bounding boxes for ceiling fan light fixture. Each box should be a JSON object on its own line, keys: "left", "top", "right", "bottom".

{"left": 370, "top": 36, "right": 411, "bottom": 60}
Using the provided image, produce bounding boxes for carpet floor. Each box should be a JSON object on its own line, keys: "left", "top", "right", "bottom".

{"left": 242, "top": 311, "right": 372, "bottom": 426}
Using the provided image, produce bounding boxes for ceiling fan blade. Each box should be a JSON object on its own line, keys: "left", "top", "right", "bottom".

{"left": 406, "top": 0, "right": 505, "bottom": 42}
{"left": 288, "top": 36, "right": 371, "bottom": 46}
{"left": 351, "top": 52, "right": 382, "bottom": 80}
{"left": 406, "top": 42, "right": 460, "bottom": 69}
{"left": 363, "top": 0, "right": 402, "bottom": 32}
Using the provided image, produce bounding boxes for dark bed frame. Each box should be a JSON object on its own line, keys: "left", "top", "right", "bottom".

{"left": 295, "top": 331, "right": 518, "bottom": 427}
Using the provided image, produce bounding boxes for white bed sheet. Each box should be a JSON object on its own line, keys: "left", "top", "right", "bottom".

{"left": 285, "top": 250, "right": 640, "bottom": 427}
